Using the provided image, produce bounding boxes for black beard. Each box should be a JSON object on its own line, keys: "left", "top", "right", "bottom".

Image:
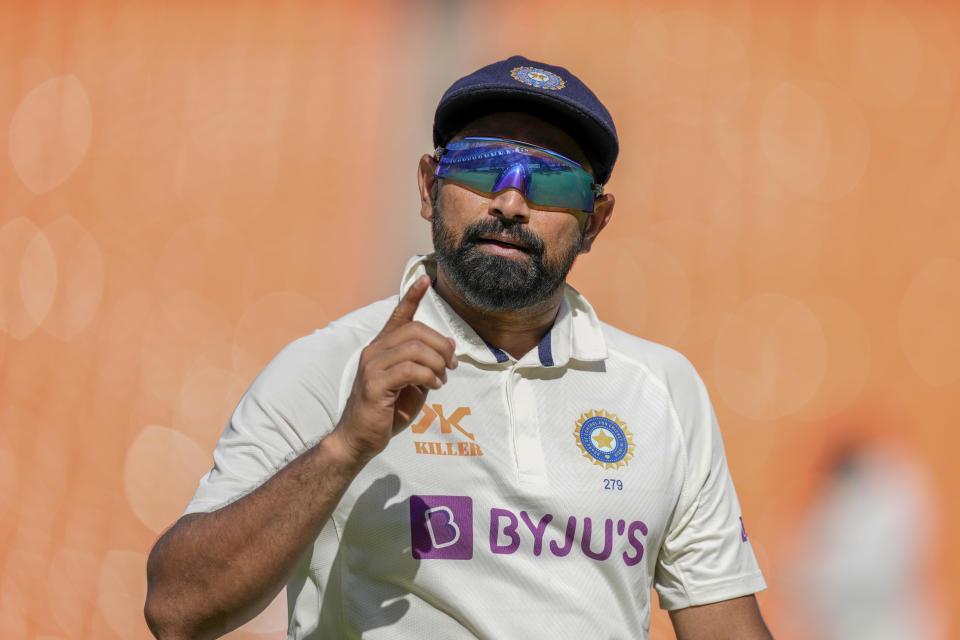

{"left": 431, "top": 200, "right": 582, "bottom": 312}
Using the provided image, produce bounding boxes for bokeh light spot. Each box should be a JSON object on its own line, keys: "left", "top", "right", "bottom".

{"left": 175, "top": 110, "right": 281, "bottom": 224}
{"left": 816, "top": 2, "right": 922, "bottom": 108}
{"left": 94, "top": 291, "right": 154, "bottom": 401}
{"left": 139, "top": 290, "right": 235, "bottom": 404}
{"left": 124, "top": 425, "right": 211, "bottom": 533}
{"left": 234, "top": 291, "right": 326, "bottom": 373}
{"left": 759, "top": 83, "right": 831, "bottom": 197}
{"left": 19, "top": 228, "right": 59, "bottom": 335}
{"left": 8, "top": 74, "right": 93, "bottom": 194}
{"left": 759, "top": 80, "right": 870, "bottom": 201}
{"left": 34, "top": 217, "right": 105, "bottom": 340}
{"left": 636, "top": 7, "right": 750, "bottom": 68}
{"left": 0, "top": 551, "right": 32, "bottom": 637}
{"left": 160, "top": 290, "right": 232, "bottom": 341}
{"left": 0, "top": 608, "right": 27, "bottom": 638}
{"left": 4, "top": 405, "right": 68, "bottom": 531}
{"left": 713, "top": 293, "right": 828, "bottom": 420}
{"left": 171, "top": 343, "right": 260, "bottom": 451}
{"left": 793, "top": 296, "right": 872, "bottom": 422}
{"left": 154, "top": 217, "right": 251, "bottom": 302}
{"left": 718, "top": 78, "right": 871, "bottom": 203}
{"left": 645, "top": 220, "right": 741, "bottom": 348}
{"left": 0, "top": 217, "right": 55, "bottom": 340}
{"left": 173, "top": 366, "right": 246, "bottom": 445}
{"left": 47, "top": 548, "right": 99, "bottom": 634}
{"left": 97, "top": 550, "right": 150, "bottom": 638}
{"left": 714, "top": 78, "right": 784, "bottom": 196}
{"left": 0, "top": 447, "right": 18, "bottom": 524}
{"left": 614, "top": 239, "right": 692, "bottom": 348}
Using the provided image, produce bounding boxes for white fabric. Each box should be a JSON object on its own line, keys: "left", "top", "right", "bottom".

{"left": 185, "top": 254, "right": 766, "bottom": 639}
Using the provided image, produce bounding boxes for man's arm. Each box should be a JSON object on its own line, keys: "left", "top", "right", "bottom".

{"left": 145, "top": 431, "right": 365, "bottom": 639}
{"left": 144, "top": 275, "right": 457, "bottom": 640}
{"left": 669, "top": 595, "right": 773, "bottom": 640}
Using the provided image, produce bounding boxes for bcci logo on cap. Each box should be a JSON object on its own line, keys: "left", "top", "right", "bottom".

{"left": 510, "top": 66, "right": 565, "bottom": 91}
{"left": 410, "top": 495, "right": 473, "bottom": 560}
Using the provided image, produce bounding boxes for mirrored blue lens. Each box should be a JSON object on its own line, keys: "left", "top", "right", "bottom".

{"left": 435, "top": 137, "right": 598, "bottom": 214}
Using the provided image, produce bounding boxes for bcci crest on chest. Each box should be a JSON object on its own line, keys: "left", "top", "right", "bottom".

{"left": 574, "top": 410, "right": 634, "bottom": 470}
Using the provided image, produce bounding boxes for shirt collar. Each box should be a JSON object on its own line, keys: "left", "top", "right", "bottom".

{"left": 399, "top": 254, "right": 608, "bottom": 368}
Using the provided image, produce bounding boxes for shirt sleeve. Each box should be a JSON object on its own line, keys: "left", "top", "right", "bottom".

{"left": 653, "top": 364, "right": 767, "bottom": 610}
{"left": 182, "top": 332, "right": 351, "bottom": 515}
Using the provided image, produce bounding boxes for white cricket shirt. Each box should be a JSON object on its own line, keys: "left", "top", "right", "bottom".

{"left": 185, "top": 254, "right": 766, "bottom": 639}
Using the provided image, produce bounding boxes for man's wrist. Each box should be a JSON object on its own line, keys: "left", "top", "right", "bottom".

{"left": 321, "top": 428, "right": 372, "bottom": 472}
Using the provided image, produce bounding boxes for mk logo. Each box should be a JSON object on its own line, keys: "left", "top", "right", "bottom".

{"left": 411, "top": 404, "right": 481, "bottom": 457}
{"left": 412, "top": 404, "right": 474, "bottom": 440}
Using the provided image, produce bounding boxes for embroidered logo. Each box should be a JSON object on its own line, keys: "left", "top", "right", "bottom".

{"left": 510, "top": 66, "right": 565, "bottom": 91}
{"left": 574, "top": 410, "right": 634, "bottom": 469}
{"left": 411, "top": 404, "right": 483, "bottom": 457}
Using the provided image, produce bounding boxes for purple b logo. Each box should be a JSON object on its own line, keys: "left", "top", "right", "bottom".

{"left": 410, "top": 495, "right": 473, "bottom": 560}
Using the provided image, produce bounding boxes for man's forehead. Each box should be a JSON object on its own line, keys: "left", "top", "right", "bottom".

{"left": 451, "top": 112, "right": 593, "bottom": 172}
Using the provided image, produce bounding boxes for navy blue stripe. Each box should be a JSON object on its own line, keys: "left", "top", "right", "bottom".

{"left": 481, "top": 337, "right": 510, "bottom": 363}
{"left": 537, "top": 330, "right": 554, "bottom": 367}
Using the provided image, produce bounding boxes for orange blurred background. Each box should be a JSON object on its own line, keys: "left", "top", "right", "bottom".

{"left": 1, "top": 1, "right": 958, "bottom": 638}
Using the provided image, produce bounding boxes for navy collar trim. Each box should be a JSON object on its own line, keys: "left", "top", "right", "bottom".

{"left": 537, "top": 330, "right": 554, "bottom": 367}
{"left": 481, "top": 336, "right": 510, "bottom": 363}
{"left": 480, "top": 331, "right": 554, "bottom": 366}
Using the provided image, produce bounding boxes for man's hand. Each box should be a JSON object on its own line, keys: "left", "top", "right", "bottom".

{"left": 145, "top": 276, "right": 458, "bottom": 640}
{"left": 331, "top": 274, "right": 457, "bottom": 463}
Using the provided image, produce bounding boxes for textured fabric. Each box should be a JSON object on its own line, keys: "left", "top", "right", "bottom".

{"left": 185, "top": 254, "right": 765, "bottom": 639}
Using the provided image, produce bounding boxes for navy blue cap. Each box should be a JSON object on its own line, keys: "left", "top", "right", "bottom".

{"left": 433, "top": 55, "right": 619, "bottom": 184}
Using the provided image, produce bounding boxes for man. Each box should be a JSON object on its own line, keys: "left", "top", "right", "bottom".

{"left": 145, "top": 56, "right": 772, "bottom": 640}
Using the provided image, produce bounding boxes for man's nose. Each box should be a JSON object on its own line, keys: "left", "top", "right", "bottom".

{"left": 489, "top": 163, "right": 532, "bottom": 222}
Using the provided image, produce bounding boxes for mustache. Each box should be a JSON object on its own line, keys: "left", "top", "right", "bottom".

{"left": 460, "top": 218, "right": 545, "bottom": 257}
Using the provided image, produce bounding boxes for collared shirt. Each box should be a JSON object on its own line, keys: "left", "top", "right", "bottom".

{"left": 185, "top": 254, "right": 766, "bottom": 639}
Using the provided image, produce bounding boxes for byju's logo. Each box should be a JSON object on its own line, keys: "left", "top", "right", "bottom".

{"left": 409, "top": 495, "right": 473, "bottom": 560}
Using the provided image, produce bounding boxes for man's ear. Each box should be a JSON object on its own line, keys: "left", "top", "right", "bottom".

{"left": 579, "top": 193, "right": 614, "bottom": 254}
{"left": 418, "top": 154, "right": 438, "bottom": 222}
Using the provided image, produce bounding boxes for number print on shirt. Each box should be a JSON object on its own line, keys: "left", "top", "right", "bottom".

{"left": 602, "top": 479, "right": 623, "bottom": 491}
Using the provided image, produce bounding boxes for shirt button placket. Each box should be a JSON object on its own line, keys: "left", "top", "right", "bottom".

{"left": 511, "top": 367, "right": 549, "bottom": 489}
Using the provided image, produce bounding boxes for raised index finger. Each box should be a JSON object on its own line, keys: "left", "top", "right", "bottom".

{"left": 379, "top": 274, "right": 431, "bottom": 336}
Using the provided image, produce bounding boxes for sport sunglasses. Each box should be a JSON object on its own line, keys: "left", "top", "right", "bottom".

{"left": 433, "top": 137, "right": 603, "bottom": 215}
